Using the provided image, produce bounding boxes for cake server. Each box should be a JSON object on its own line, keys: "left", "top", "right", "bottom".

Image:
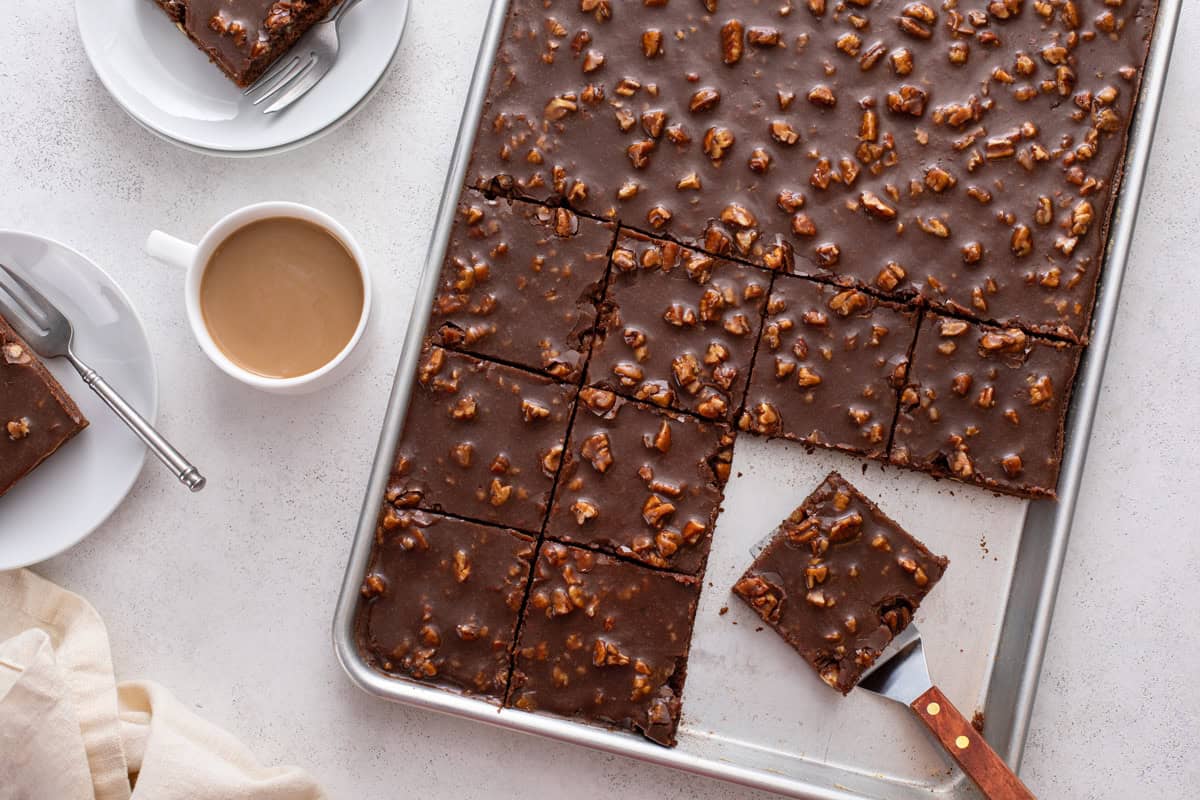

{"left": 0, "top": 263, "right": 206, "bottom": 492}
{"left": 858, "top": 623, "right": 1036, "bottom": 799}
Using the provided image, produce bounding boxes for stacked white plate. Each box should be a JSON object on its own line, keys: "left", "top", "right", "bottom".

{"left": 75, "top": 0, "right": 411, "bottom": 156}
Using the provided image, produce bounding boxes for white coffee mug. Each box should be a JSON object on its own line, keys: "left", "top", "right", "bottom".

{"left": 146, "top": 201, "right": 372, "bottom": 395}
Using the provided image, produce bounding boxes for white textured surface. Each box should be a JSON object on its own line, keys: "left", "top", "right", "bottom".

{"left": 3, "top": 2, "right": 1198, "bottom": 798}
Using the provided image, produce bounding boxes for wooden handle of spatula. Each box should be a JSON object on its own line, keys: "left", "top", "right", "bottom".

{"left": 911, "top": 686, "right": 1037, "bottom": 799}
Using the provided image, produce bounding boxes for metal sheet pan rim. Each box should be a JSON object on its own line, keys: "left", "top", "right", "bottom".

{"left": 1001, "top": 0, "right": 1183, "bottom": 770}
{"left": 332, "top": 2, "right": 1183, "bottom": 797}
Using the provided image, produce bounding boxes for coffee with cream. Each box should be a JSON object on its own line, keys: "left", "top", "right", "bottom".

{"left": 200, "top": 217, "right": 364, "bottom": 379}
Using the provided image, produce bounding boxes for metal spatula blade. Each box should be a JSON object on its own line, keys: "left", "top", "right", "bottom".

{"left": 858, "top": 624, "right": 930, "bottom": 704}
{"left": 857, "top": 623, "right": 1036, "bottom": 799}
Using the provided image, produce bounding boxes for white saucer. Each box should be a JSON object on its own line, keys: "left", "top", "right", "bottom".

{"left": 75, "top": 0, "right": 410, "bottom": 157}
{"left": 0, "top": 232, "right": 157, "bottom": 570}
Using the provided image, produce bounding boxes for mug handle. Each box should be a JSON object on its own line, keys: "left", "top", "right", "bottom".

{"left": 145, "top": 231, "right": 198, "bottom": 269}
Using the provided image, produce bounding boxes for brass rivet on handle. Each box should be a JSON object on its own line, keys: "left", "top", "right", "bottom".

{"left": 926, "top": 702, "right": 941, "bottom": 716}
{"left": 955, "top": 735, "right": 970, "bottom": 750}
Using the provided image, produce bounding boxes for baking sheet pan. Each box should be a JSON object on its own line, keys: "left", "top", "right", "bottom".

{"left": 333, "top": 2, "right": 1182, "bottom": 796}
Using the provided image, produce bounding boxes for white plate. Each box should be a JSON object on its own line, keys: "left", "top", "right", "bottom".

{"left": 75, "top": 0, "right": 410, "bottom": 157}
{"left": 0, "top": 231, "right": 157, "bottom": 570}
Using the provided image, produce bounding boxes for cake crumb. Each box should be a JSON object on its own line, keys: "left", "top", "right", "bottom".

{"left": 718, "top": 605, "right": 729, "bottom": 616}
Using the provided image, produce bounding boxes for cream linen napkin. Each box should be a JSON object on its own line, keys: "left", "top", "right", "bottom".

{"left": 0, "top": 569, "right": 326, "bottom": 800}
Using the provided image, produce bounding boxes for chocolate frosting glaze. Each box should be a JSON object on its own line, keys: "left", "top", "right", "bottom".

{"left": 510, "top": 541, "right": 700, "bottom": 746}
{"left": 358, "top": 508, "right": 535, "bottom": 700}
{"left": 546, "top": 390, "right": 733, "bottom": 575}
{"left": 891, "top": 312, "right": 1080, "bottom": 497}
{"left": 171, "top": 0, "right": 278, "bottom": 72}
{"left": 387, "top": 346, "right": 577, "bottom": 534}
{"left": 589, "top": 230, "right": 770, "bottom": 422}
{"left": 153, "top": 0, "right": 339, "bottom": 85}
{"left": 739, "top": 274, "right": 917, "bottom": 458}
{"left": 429, "top": 192, "right": 616, "bottom": 381}
{"left": 469, "top": 0, "right": 1157, "bottom": 340}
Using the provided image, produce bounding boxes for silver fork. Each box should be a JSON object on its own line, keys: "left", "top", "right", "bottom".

{"left": 243, "top": 0, "right": 364, "bottom": 115}
{"left": 0, "top": 264, "right": 206, "bottom": 493}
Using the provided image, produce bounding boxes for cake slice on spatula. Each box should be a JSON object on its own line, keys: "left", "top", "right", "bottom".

{"left": 732, "top": 471, "right": 1035, "bottom": 799}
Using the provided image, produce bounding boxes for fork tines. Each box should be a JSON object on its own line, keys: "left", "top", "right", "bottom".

{"left": 0, "top": 263, "right": 56, "bottom": 338}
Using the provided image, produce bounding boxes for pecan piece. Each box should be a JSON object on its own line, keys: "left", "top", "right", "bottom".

{"left": 720, "top": 19, "right": 744, "bottom": 64}
{"left": 580, "top": 433, "right": 614, "bottom": 473}
{"left": 886, "top": 85, "right": 927, "bottom": 116}
{"left": 6, "top": 417, "right": 31, "bottom": 441}
{"left": 690, "top": 87, "right": 721, "bottom": 112}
